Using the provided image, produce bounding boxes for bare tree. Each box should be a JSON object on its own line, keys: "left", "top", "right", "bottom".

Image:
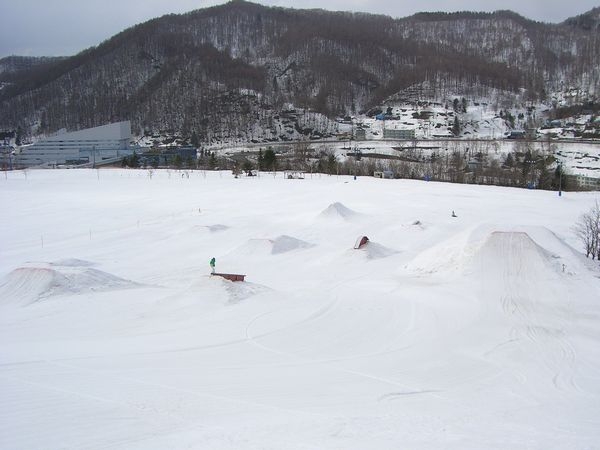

{"left": 292, "top": 140, "right": 311, "bottom": 171}
{"left": 574, "top": 200, "right": 600, "bottom": 260}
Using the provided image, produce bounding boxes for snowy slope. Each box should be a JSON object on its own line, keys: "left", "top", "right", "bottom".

{"left": 1, "top": 169, "right": 599, "bottom": 450}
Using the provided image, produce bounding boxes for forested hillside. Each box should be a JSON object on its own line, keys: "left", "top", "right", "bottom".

{"left": 0, "top": 1, "right": 598, "bottom": 144}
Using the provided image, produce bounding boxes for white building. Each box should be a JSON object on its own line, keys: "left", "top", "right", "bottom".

{"left": 383, "top": 128, "right": 415, "bottom": 140}
{"left": 573, "top": 174, "right": 600, "bottom": 190}
{"left": 14, "top": 121, "right": 134, "bottom": 168}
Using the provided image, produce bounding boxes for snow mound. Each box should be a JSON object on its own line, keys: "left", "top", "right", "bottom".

{"left": 0, "top": 267, "right": 57, "bottom": 306}
{"left": 405, "top": 226, "right": 485, "bottom": 276}
{"left": 0, "top": 262, "right": 138, "bottom": 306}
{"left": 468, "top": 232, "right": 571, "bottom": 317}
{"left": 230, "top": 235, "right": 313, "bottom": 256}
{"left": 318, "top": 202, "right": 360, "bottom": 220}
{"left": 406, "top": 226, "right": 568, "bottom": 278}
{"left": 207, "top": 224, "right": 229, "bottom": 232}
{"left": 194, "top": 224, "right": 229, "bottom": 233}
{"left": 50, "top": 258, "right": 96, "bottom": 267}
{"left": 469, "top": 231, "right": 563, "bottom": 276}
{"left": 271, "top": 235, "right": 314, "bottom": 254}
{"left": 223, "top": 281, "right": 272, "bottom": 304}
{"left": 358, "top": 242, "right": 399, "bottom": 260}
{"left": 230, "top": 239, "right": 274, "bottom": 257}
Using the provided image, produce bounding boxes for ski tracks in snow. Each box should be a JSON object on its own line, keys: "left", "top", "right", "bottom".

{"left": 241, "top": 276, "right": 442, "bottom": 398}
{"left": 480, "top": 232, "right": 582, "bottom": 395}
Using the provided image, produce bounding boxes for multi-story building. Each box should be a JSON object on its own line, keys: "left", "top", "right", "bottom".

{"left": 571, "top": 174, "right": 600, "bottom": 191}
{"left": 13, "top": 121, "right": 134, "bottom": 168}
{"left": 354, "top": 128, "right": 366, "bottom": 141}
{"left": 383, "top": 128, "right": 416, "bottom": 140}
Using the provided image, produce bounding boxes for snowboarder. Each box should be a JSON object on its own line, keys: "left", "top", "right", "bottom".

{"left": 209, "top": 257, "right": 216, "bottom": 274}
{"left": 451, "top": 210, "right": 457, "bottom": 217}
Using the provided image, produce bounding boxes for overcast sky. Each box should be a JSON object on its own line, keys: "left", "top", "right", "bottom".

{"left": 1, "top": 0, "right": 598, "bottom": 58}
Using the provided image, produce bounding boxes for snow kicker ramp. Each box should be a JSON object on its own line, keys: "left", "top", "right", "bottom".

{"left": 470, "top": 231, "right": 565, "bottom": 306}
{"left": 400, "top": 228, "right": 586, "bottom": 392}
{"left": 466, "top": 231, "right": 582, "bottom": 393}
{"left": 406, "top": 225, "right": 574, "bottom": 278}
{"left": 0, "top": 261, "right": 138, "bottom": 306}
{"left": 471, "top": 229, "right": 558, "bottom": 272}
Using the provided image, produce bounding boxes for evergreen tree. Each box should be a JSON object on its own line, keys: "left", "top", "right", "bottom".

{"left": 521, "top": 149, "right": 533, "bottom": 183}
{"left": 537, "top": 162, "right": 552, "bottom": 190}
{"left": 263, "top": 149, "right": 276, "bottom": 171}
{"left": 452, "top": 116, "right": 461, "bottom": 136}
{"left": 15, "top": 127, "right": 23, "bottom": 146}
{"left": 191, "top": 131, "right": 199, "bottom": 148}
{"left": 327, "top": 153, "right": 337, "bottom": 175}
{"left": 258, "top": 149, "right": 264, "bottom": 170}
{"left": 552, "top": 164, "right": 568, "bottom": 191}
{"left": 130, "top": 151, "right": 140, "bottom": 168}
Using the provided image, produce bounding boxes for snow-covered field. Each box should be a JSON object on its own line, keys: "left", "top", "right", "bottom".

{"left": 1, "top": 169, "right": 600, "bottom": 449}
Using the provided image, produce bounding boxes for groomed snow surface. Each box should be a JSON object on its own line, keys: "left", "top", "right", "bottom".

{"left": 1, "top": 169, "right": 600, "bottom": 449}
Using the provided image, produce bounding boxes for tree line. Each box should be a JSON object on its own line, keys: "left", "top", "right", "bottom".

{"left": 133, "top": 139, "right": 569, "bottom": 194}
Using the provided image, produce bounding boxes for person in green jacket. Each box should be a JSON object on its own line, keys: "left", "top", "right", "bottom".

{"left": 209, "top": 257, "right": 216, "bottom": 274}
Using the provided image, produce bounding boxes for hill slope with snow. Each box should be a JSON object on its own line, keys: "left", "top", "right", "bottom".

{"left": 1, "top": 1, "right": 599, "bottom": 143}
{"left": 1, "top": 169, "right": 599, "bottom": 449}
